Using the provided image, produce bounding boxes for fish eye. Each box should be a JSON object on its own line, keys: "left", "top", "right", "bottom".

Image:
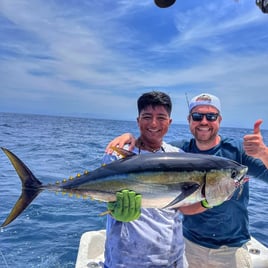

{"left": 231, "top": 169, "right": 238, "bottom": 178}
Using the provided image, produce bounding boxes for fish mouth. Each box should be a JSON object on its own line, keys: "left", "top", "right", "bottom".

{"left": 236, "top": 165, "right": 248, "bottom": 183}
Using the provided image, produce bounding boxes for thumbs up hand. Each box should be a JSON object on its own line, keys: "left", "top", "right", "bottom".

{"left": 243, "top": 119, "right": 266, "bottom": 158}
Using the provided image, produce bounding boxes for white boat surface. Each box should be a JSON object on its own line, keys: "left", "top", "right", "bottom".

{"left": 75, "top": 229, "right": 268, "bottom": 268}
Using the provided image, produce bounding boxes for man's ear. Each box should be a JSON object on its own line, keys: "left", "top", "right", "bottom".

{"left": 187, "top": 115, "right": 190, "bottom": 122}
{"left": 218, "top": 115, "right": 222, "bottom": 124}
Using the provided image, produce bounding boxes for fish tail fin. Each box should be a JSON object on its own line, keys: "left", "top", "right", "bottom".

{"left": 1, "top": 147, "right": 43, "bottom": 227}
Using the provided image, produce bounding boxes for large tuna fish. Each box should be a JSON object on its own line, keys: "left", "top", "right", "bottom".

{"left": 1, "top": 147, "right": 248, "bottom": 227}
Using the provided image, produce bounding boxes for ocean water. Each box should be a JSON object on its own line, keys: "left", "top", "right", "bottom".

{"left": 0, "top": 113, "right": 267, "bottom": 268}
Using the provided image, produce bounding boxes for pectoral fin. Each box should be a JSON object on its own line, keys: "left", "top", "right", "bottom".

{"left": 163, "top": 182, "right": 200, "bottom": 209}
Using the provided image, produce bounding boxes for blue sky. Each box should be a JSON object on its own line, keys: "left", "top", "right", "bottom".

{"left": 1, "top": 0, "right": 268, "bottom": 129}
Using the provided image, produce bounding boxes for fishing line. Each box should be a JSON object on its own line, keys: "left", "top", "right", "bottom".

{"left": 0, "top": 248, "right": 9, "bottom": 268}
{"left": 185, "top": 92, "right": 190, "bottom": 109}
{"left": 0, "top": 228, "right": 9, "bottom": 268}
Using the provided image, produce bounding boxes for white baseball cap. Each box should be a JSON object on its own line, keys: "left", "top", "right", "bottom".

{"left": 189, "top": 93, "right": 221, "bottom": 113}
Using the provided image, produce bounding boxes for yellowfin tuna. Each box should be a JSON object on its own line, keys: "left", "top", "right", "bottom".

{"left": 1, "top": 147, "right": 248, "bottom": 227}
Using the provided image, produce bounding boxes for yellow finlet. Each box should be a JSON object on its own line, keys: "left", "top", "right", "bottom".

{"left": 99, "top": 210, "right": 111, "bottom": 216}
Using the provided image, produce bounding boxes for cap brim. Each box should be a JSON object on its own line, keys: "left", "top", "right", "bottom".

{"left": 154, "top": 0, "right": 176, "bottom": 8}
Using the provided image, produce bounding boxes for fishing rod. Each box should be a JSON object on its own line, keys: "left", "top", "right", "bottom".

{"left": 154, "top": 0, "right": 268, "bottom": 14}
{"left": 185, "top": 92, "right": 190, "bottom": 109}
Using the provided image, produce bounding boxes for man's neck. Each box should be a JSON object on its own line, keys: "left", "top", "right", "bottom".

{"left": 136, "top": 137, "right": 163, "bottom": 153}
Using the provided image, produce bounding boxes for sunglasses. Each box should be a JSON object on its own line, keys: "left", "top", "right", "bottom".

{"left": 190, "top": 112, "right": 219, "bottom": 122}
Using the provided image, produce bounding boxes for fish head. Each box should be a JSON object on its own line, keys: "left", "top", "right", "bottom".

{"left": 204, "top": 159, "right": 248, "bottom": 206}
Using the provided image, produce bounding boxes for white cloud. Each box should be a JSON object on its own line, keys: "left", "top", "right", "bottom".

{"left": 0, "top": 0, "right": 267, "bottom": 129}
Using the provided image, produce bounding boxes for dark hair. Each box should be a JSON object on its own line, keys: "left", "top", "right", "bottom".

{"left": 137, "top": 91, "right": 172, "bottom": 116}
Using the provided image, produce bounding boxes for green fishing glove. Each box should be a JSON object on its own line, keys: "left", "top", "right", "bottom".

{"left": 107, "top": 190, "right": 142, "bottom": 222}
{"left": 201, "top": 199, "right": 223, "bottom": 209}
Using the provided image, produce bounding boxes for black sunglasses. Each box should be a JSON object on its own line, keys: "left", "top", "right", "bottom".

{"left": 190, "top": 112, "right": 219, "bottom": 122}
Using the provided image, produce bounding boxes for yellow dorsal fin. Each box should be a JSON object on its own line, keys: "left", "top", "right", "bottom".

{"left": 110, "top": 146, "right": 136, "bottom": 158}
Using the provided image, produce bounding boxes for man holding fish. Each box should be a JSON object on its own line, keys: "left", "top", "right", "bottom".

{"left": 106, "top": 93, "right": 268, "bottom": 268}
{"left": 102, "top": 90, "right": 190, "bottom": 267}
